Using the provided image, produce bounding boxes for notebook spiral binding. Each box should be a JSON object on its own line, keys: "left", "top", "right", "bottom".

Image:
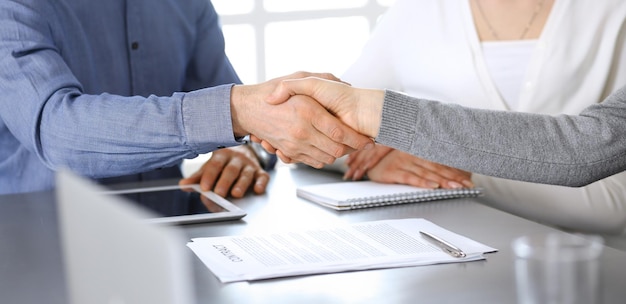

{"left": 346, "top": 188, "right": 483, "bottom": 209}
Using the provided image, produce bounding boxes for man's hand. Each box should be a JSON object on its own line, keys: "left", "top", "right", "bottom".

{"left": 266, "top": 76, "right": 385, "bottom": 138}
{"left": 231, "top": 72, "right": 373, "bottom": 168}
{"left": 179, "top": 146, "right": 269, "bottom": 198}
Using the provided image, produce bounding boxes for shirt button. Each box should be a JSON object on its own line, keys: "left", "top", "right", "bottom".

{"left": 131, "top": 42, "right": 139, "bottom": 50}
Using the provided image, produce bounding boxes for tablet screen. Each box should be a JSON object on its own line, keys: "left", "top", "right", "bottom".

{"left": 102, "top": 185, "right": 246, "bottom": 224}
{"left": 118, "top": 188, "right": 228, "bottom": 216}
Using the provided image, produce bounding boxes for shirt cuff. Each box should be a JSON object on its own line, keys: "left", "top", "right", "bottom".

{"left": 181, "top": 84, "right": 242, "bottom": 154}
{"left": 376, "top": 90, "right": 418, "bottom": 152}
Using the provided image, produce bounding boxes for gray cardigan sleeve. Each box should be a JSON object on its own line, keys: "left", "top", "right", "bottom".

{"left": 375, "top": 86, "right": 626, "bottom": 187}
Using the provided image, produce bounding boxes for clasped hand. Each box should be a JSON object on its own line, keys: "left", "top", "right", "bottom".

{"left": 247, "top": 74, "right": 474, "bottom": 190}
{"left": 184, "top": 73, "right": 473, "bottom": 197}
{"left": 181, "top": 73, "right": 376, "bottom": 198}
{"left": 246, "top": 74, "right": 383, "bottom": 166}
{"left": 231, "top": 72, "right": 377, "bottom": 168}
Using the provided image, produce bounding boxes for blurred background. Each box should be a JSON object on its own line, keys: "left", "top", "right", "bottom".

{"left": 213, "top": 0, "right": 395, "bottom": 83}
{"left": 183, "top": 0, "right": 396, "bottom": 175}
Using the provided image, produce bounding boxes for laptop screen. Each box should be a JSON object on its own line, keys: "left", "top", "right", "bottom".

{"left": 56, "top": 170, "right": 196, "bottom": 304}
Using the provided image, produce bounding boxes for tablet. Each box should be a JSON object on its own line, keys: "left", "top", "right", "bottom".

{"left": 101, "top": 184, "right": 246, "bottom": 225}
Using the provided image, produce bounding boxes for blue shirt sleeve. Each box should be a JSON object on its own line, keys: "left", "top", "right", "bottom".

{"left": 0, "top": 0, "right": 243, "bottom": 183}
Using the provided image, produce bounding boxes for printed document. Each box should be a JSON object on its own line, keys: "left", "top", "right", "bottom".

{"left": 187, "top": 218, "right": 497, "bottom": 282}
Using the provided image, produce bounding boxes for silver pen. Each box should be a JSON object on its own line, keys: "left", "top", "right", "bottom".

{"left": 420, "top": 231, "right": 467, "bottom": 258}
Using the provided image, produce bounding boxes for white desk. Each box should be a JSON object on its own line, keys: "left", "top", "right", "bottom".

{"left": 2, "top": 166, "right": 626, "bottom": 303}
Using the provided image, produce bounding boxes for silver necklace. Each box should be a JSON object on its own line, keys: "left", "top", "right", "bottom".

{"left": 475, "top": 0, "right": 546, "bottom": 40}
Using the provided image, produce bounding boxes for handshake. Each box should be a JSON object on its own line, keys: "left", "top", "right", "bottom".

{"left": 230, "top": 72, "right": 386, "bottom": 168}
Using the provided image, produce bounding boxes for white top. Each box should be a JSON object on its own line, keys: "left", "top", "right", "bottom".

{"left": 341, "top": 0, "right": 626, "bottom": 234}
{"left": 481, "top": 40, "right": 536, "bottom": 110}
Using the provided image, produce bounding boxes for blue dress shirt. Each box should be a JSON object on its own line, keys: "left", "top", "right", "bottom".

{"left": 0, "top": 0, "right": 243, "bottom": 194}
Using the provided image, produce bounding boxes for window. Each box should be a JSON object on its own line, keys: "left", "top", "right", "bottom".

{"left": 212, "top": 0, "right": 394, "bottom": 83}
{"left": 182, "top": 0, "right": 395, "bottom": 174}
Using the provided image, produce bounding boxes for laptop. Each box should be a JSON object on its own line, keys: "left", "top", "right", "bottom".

{"left": 56, "top": 170, "right": 196, "bottom": 304}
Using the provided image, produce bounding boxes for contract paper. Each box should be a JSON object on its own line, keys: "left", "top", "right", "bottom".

{"left": 187, "top": 218, "right": 497, "bottom": 282}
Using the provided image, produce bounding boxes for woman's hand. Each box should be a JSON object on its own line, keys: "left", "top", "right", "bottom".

{"left": 364, "top": 149, "right": 474, "bottom": 189}
{"left": 344, "top": 144, "right": 393, "bottom": 180}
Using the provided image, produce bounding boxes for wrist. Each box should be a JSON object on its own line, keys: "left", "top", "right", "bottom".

{"left": 230, "top": 85, "right": 248, "bottom": 137}
{"left": 358, "top": 88, "right": 384, "bottom": 138}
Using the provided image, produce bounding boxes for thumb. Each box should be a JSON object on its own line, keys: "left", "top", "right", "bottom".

{"left": 266, "top": 77, "right": 327, "bottom": 105}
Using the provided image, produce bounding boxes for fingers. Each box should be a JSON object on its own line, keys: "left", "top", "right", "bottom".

{"left": 179, "top": 154, "right": 225, "bottom": 191}
{"left": 234, "top": 72, "right": 375, "bottom": 168}
{"left": 249, "top": 134, "right": 261, "bottom": 143}
{"left": 252, "top": 170, "right": 270, "bottom": 195}
{"left": 364, "top": 150, "right": 474, "bottom": 189}
{"left": 265, "top": 76, "right": 383, "bottom": 139}
{"left": 277, "top": 148, "right": 329, "bottom": 168}
{"left": 178, "top": 148, "right": 269, "bottom": 198}
{"left": 257, "top": 131, "right": 370, "bottom": 168}
{"left": 344, "top": 151, "right": 371, "bottom": 180}
{"left": 348, "top": 166, "right": 368, "bottom": 181}
{"left": 344, "top": 145, "right": 393, "bottom": 180}
{"left": 258, "top": 138, "right": 333, "bottom": 168}
{"left": 266, "top": 77, "right": 331, "bottom": 105}
{"left": 310, "top": 107, "right": 374, "bottom": 151}
{"left": 221, "top": 162, "right": 268, "bottom": 197}
{"left": 222, "top": 157, "right": 269, "bottom": 198}
{"left": 369, "top": 166, "right": 442, "bottom": 189}
{"left": 401, "top": 166, "right": 449, "bottom": 189}
{"left": 266, "top": 73, "right": 342, "bottom": 105}
{"left": 248, "top": 95, "right": 360, "bottom": 167}
{"left": 259, "top": 140, "right": 277, "bottom": 154}
{"left": 179, "top": 170, "right": 201, "bottom": 186}
{"left": 416, "top": 159, "right": 474, "bottom": 188}
{"left": 290, "top": 71, "right": 341, "bottom": 82}
{"left": 212, "top": 155, "right": 244, "bottom": 197}
{"left": 300, "top": 103, "right": 369, "bottom": 164}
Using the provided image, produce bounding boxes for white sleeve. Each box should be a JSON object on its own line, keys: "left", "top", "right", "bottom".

{"left": 602, "top": 20, "right": 626, "bottom": 98}
{"left": 340, "top": 1, "right": 405, "bottom": 89}
{"left": 323, "top": 0, "right": 410, "bottom": 174}
{"left": 473, "top": 172, "right": 626, "bottom": 235}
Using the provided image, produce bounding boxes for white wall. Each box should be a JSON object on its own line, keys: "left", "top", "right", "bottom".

{"left": 213, "top": 0, "right": 394, "bottom": 83}
{"left": 183, "top": 0, "right": 395, "bottom": 176}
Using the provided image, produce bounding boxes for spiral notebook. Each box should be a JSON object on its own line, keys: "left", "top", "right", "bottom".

{"left": 297, "top": 181, "right": 482, "bottom": 210}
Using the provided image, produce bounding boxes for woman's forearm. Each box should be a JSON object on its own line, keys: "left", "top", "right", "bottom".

{"left": 377, "top": 88, "right": 626, "bottom": 187}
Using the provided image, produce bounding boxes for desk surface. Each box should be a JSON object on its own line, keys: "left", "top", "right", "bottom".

{"left": 3, "top": 166, "right": 626, "bottom": 303}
